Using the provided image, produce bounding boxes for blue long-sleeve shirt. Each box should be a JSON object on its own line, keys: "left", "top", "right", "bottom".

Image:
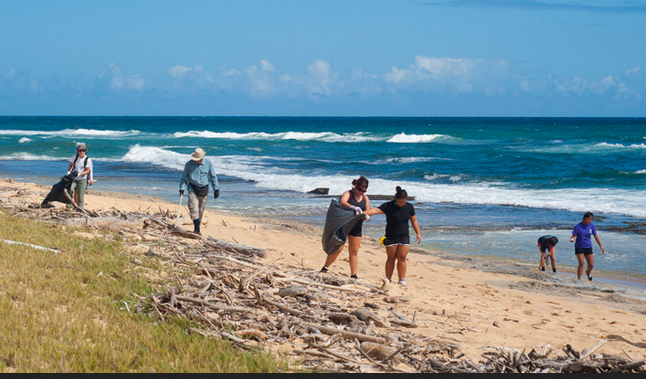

{"left": 179, "top": 159, "right": 219, "bottom": 192}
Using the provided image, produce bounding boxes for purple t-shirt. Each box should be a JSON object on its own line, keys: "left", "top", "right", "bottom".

{"left": 572, "top": 222, "right": 597, "bottom": 249}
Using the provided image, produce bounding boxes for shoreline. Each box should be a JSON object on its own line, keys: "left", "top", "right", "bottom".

{"left": 3, "top": 177, "right": 646, "bottom": 362}
{"left": 14, "top": 180, "right": 646, "bottom": 294}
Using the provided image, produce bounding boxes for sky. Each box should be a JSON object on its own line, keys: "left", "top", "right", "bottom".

{"left": 1, "top": 0, "right": 645, "bottom": 117}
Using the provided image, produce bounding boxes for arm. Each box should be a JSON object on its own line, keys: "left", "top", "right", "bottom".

{"left": 179, "top": 163, "right": 189, "bottom": 192}
{"left": 410, "top": 215, "right": 421, "bottom": 243}
{"left": 594, "top": 234, "right": 605, "bottom": 254}
{"left": 339, "top": 191, "right": 351, "bottom": 208}
{"left": 208, "top": 161, "right": 219, "bottom": 191}
{"left": 363, "top": 207, "right": 384, "bottom": 216}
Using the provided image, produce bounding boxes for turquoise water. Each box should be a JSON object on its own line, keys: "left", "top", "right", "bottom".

{"left": 1, "top": 116, "right": 645, "bottom": 281}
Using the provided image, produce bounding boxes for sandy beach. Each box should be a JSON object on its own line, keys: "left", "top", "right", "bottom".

{"left": 2, "top": 178, "right": 646, "bottom": 367}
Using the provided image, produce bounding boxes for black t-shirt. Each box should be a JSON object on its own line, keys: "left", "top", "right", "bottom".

{"left": 378, "top": 201, "right": 416, "bottom": 239}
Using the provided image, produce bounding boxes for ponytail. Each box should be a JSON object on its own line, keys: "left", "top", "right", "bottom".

{"left": 394, "top": 186, "right": 408, "bottom": 200}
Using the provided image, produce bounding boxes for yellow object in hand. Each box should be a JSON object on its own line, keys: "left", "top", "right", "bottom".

{"left": 379, "top": 236, "right": 386, "bottom": 246}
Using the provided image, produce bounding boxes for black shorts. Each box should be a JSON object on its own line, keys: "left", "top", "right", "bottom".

{"left": 348, "top": 220, "right": 363, "bottom": 237}
{"left": 575, "top": 247, "right": 593, "bottom": 256}
{"left": 383, "top": 235, "right": 410, "bottom": 246}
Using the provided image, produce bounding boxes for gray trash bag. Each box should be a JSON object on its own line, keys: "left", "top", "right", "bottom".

{"left": 321, "top": 199, "right": 363, "bottom": 255}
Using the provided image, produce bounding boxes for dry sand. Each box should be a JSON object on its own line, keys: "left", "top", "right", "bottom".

{"left": 3, "top": 178, "right": 646, "bottom": 362}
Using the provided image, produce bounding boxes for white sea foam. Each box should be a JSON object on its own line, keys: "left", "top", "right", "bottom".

{"left": 0, "top": 129, "right": 141, "bottom": 138}
{"left": 594, "top": 142, "right": 646, "bottom": 150}
{"left": 173, "top": 130, "right": 382, "bottom": 143}
{"left": 636, "top": 170, "right": 646, "bottom": 174}
{"left": 0, "top": 153, "right": 63, "bottom": 161}
{"left": 121, "top": 145, "right": 188, "bottom": 171}
{"left": 18, "top": 137, "right": 32, "bottom": 143}
{"left": 387, "top": 133, "right": 451, "bottom": 143}
{"left": 118, "top": 145, "right": 646, "bottom": 219}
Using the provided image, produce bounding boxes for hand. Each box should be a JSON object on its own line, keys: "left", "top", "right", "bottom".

{"left": 66, "top": 171, "right": 71, "bottom": 176}
{"left": 361, "top": 214, "right": 370, "bottom": 222}
{"left": 179, "top": 190, "right": 184, "bottom": 196}
{"left": 416, "top": 234, "right": 422, "bottom": 244}
{"left": 214, "top": 190, "right": 220, "bottom": 199}
{"left": 349, "top": 205, "right": 362, "bottom": 215}
{"left": 569, "top": 236, "right": 575, "bottom": 243}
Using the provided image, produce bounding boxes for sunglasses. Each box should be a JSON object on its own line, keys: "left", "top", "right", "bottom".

{"left": 358, "top": 188, "right": 367, "bottom": 193}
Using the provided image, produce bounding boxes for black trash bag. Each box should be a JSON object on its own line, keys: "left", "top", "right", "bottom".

{"left": 321, "top": 199, "right": 363, "bottom": 256}
{"left": 41, "top": 173, "right": 75, "bottom": 207}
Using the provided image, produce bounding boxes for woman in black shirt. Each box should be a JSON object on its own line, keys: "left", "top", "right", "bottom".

{"left": 364, "top": 186, "right": 421, "bottom": 286}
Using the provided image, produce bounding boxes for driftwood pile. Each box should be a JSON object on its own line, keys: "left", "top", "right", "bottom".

{"left": 1, "top": 184, "right": 645, "bottom": 373}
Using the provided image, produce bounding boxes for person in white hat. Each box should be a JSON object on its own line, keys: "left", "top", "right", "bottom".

{"left": 179, "top": 148, "right": 220, "bottom": 235}
{"left": 65, "top": 142, "right": 93, "bottom": 209}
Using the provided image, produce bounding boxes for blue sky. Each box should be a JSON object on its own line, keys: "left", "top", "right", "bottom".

{"left": 1, "top": 0, "right": 645, "bottom": 116}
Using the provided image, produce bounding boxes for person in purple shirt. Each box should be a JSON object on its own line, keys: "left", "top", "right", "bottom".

{"left": 569, "top": 212, "right": 605, "bottom": 281}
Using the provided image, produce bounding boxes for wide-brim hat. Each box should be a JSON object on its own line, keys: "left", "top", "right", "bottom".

{"left": 190, "top": 148, "right": 206, "bottom": 161}
{"left": 76, "top": 143, "right": 87, "bottom": 151}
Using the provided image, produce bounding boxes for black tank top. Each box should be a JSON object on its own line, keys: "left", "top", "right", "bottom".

{"left": 347, "top": 189, "right": 366, "bottom": 211}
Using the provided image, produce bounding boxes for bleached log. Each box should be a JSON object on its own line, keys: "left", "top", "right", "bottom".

{"left": 204, "top": 236, "right": 266, "bottom": 258}
{"left": 303, "top": 322, "right": 386, "bottom": 344}
{"left": 174, "top": 295, "right": 253, "bottom": 314}
{"left": 0, "top": 239, "right": 61, "bottom": 254}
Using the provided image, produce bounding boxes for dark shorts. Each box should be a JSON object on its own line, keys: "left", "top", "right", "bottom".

{"left": 348, "top": 220, "right": 363, "bottom": 237}
{"left": 575, "top": 247, "right": 593, "bottom": 256}
{"left": 383, "top": 235, "right": 410, "bottom": 246}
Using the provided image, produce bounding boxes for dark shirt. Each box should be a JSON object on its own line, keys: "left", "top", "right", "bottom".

{"left": 378, "top": 201, "right": 416, "bottom": 239}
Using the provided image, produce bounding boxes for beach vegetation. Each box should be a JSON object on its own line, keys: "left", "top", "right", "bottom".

{"left": 0, "top": 210, "right": 290, "bottom": 373}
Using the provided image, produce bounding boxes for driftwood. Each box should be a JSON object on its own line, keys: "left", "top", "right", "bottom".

{"left": 0, "top": 239, "right": 61, "bottom": 254}
{"left": 204, "top": 237, "right": 267, "bottom": 258}
{"left": 3, "top": 189, "right": 646, "bottom": 374}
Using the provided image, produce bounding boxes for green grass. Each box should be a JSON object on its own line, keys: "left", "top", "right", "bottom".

{"left": 0, "top": 211, "right": 290, "bottom": 373}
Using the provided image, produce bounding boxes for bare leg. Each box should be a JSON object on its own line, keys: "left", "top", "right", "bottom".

{"left": 395, "top": 244, "right": 410, "bottom": 281}
{"left": 385, "top": 245, "right": 398, "bottom": 280}
{"left": 585, "top": 254, "right": 594, "bottom": 278}
{"left": 347, "top": 236, "right": 361, "bottom": 276}
{"left": 539, "top": 251, "right": 546, "bottom": 270}
{"left": 324, "top": 244, "right": 345, "bottom": 269}
{"left": 576, "top": 254, "right": 585, "bottom": 279}
{"left": 549, "top": 249, "right": 556, "bottom": 271}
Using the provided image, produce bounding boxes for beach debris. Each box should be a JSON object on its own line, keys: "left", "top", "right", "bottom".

{"left": 0, "top": 238, "right": 61, "bottom": 254}
{"left": 2, "top": 187, "right": 646, "bottom": 373}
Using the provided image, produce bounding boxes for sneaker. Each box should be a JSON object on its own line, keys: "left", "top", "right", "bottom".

{"left": 586, "top": 271, "right": 592, "bottom": 281}
{"left": 350, "top": 274, "right": 358, "bottom": 280}
{"left": 541, "top": 267, "right": 545, "bottom": 272}
{"left": 553, "top": 268, "right": 557, "bottom": 273}
{"left": 398, "top": 279, "right": 408, "bottom": 286}
{"left": 320, "top": 266, "right": 328, "bottom": 273}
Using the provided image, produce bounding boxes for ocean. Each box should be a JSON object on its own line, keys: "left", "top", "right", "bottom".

{"left": 1, "top": 116, "right": 645, "bottom": 284}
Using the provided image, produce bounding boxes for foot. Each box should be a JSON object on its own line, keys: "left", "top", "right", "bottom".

{"left": 541, "top": 267, "right": 545, "bottom": 272}
{"left": 553, "top": 268, "right": 557, "bottom": 273}
{"left": 586, "top": 271, "right": 592, "bottom": 281}
{"left": 350, "top": 274, "right": 359, "bottom": 281}
{"left": 320, "top": 266, "right": 328, "bottom": 273}
{"left": 398, "top": 279, "right": 408, "bottom": 286}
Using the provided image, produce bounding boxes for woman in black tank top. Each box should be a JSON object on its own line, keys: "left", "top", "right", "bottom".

{"left": 320, "top": 176, "right": 370, "bottom": 280}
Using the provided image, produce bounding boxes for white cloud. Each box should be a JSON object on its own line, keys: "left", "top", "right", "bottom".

{"left": 384, "top": 56, "right": 509, "bottom": 94}
{"left": 625, "top": 66, "right": 641, "bottom": 76}
{"left": 97, "top": 63, "right": 145, "bottom": 93}
{"left": 519, "top": 72, "right": 641, "bottom": 100}
{"left": 169, "top": 66, "right": 192, "bottom": 79}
